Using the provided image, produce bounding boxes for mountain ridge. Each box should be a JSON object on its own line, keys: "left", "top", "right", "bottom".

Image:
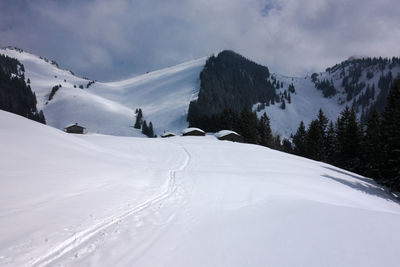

{"left": 1, "top": 47, "right": 399, "bottom": 138}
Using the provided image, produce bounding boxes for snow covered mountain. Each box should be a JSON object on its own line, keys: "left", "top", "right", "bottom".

{"left": 258, "top": 57, "right": 400, "bottom": 137}
{"left": 1, "top": 47, "right": 399, "bottom": 138}
{"left": 1, "top": 109, "right": 400, "bottom": 266}
{"left": 0, "top": 47, "right": 205, "bottom": 136}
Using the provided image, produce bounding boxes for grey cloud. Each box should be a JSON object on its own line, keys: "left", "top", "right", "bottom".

{"left": 0, "top": 0, "right": 399, "bottom": 80}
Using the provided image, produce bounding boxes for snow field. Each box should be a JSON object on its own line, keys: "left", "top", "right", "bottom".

{"left": 1, "top": 111, "right": 400, "bottom": 266}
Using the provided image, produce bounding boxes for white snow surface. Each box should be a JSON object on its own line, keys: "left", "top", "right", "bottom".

{"left": 1, "top": 110, "right": 400, "bottom": 267}
{"left": 215, "top": 129, "right": 240, "bottom": 138}
{"left": 257, "top": 75, "right": 343, "bottom": 138}
{"left": 0, "top": 48, "right": 205, "bottom": 136}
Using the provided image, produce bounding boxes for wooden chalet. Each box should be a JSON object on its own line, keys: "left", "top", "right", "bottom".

{"left": 181, "top": 127, "right": 206, "bottom": 136}
{"left": 64, "top": 123, "right": 85, "bottom": 134}
{"left": 215, "top": 130, "right": 243, "bottom": 142}
{"left": 161, "top": 132, "right": 177, "bottom": 138}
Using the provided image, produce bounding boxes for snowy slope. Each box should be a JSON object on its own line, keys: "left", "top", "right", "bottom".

{"left": 257, "top": 59, "right": 400, "bottom": 138}
{"left": 0, "top": 47, "right": 205, "bottom": 136}
{"left": 256, "top": 75, "right": 343, "bottom": 138}
{"left": 1, "top": 110, "right": 400, "bottom": 267}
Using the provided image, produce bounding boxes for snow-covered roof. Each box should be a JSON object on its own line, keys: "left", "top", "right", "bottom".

{"left": 64, "top": 123, "right": 85, "bottom": 129}
{"left": 215, "top": 130, "right": 240, "bottom": 138}
{"left": 181, "top": 127, "right": 205, "bottom": 134}
{"left": 161, "top": 132, "right": 176, "bottom": 137}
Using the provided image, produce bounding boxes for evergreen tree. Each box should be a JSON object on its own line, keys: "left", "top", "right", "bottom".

{"left": 335, "top": 106, "right": 362, "bottom": 172}
{"left": 148, "top": 122, "right": 154, "bottom": 137}
{"left": 317, "top": 109, "right": 329, "bottom": 136}
{"left": 134, "top": 108, "right": 143, "bottom": 129}
{"left": 305, "top": 120, "right": 325, "bottom": 161}
{"left": 288, "top": 83, "right": 295, "bottom": 93}
{"left": 220, "top": 108, "right": 238, "bottom": 130}
{"left": 293, "top": 121, "right": 307, "bottom": 156}
{"left": 271, "top": 135, "right": 282, "bottom": 150}
{"left": 381, "top": 78, "right": 400, "bottom": 191}
{"left": 288, "top": 93, "right": 291, "bottom": 104}
{"left": 48, "top": 85, "right": 60, "bottom": 101}
{"left": 280, "top": 99, "right": 286, "bottom": 109}
{"left": 282, "top": 138, "right": 293, "bottom": 153}
{"left": 258, "top": 112, "right": 272, "bottom": 147}
{"left": 325, "top": 121, "right": 336, "bottom": 164}
{"left": 239, "top": 108, "right": 259, "bottom": 144}
{"left": 362, "top": 108, "right": 383, "bottom": 181}
{"left": 142, "top": 120, "right": 148, "bottom": 135}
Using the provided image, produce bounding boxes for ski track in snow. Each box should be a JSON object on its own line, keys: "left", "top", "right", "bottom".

{"left": 27, "top": 141, "right": 191, "bottom": 267}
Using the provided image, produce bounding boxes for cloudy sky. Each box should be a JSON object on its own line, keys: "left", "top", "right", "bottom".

{"left": 1, "top": 0, "right": 399, "bottom": 81}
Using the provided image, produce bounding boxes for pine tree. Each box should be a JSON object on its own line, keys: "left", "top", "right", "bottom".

{"left": 258, "top": 112, "right": 272, "bottom": 147}
{"left": 280, "top": 99, "right": 286, "bottom": 109}
{"left": 317, "top": 109, "right": 329, "bottom": 136}
{"left": 134, "top": 108, "right": 143, "bottom": 129}
{"left": 362, "top": 108, "right": 383, "bottom": 181}
{"left": 282, "top": 138, "right": 293, "bottom": 153}
{"left": 38, "top": 110, "right": 46, "bottom": 124}
{"left": 239, "top": 108, "right": 259, "bottom": 144}
{"left": 271, "top": 135, "right": 282, "bottom": 150}
{"left": 148, "top": 122, "right": 154, "bottom": 137}
{"left": 288, "top": 93, "right": 291, "bottom": 104}
{"left": 335, "top": 106, "right": 362, "bottom": 172}
{"left": 220, "top": 108, "right": 238, "bottom": 130}
{"left": 288, "top": 83, "right": 295, "bottom": 93}
{"left": 306, "top": 119, "right": 324, "bottom": 161}
{"left": 293, "top": 121, "right": 307, "bottom": 156}
{"left": 325, "top": 121, "right": 336, "bottom": 164}
{"left": 142, "top": 120, "right": 148, "bottom": 135}
{"left": 381, "top": 78, "right": 400, "bottom": 191}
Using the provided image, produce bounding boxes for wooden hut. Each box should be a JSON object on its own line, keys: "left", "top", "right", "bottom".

{"left": 161, "top": 132, "right": 176, "bottom": 138}
{"left": 64, "top": 123, "right": 85, "bottom": 134}
{"left": 181, "top": 127, "right": 205, "bottom": 136}
{"left": 215, "top": 130, "right": 243, "bottom": 142}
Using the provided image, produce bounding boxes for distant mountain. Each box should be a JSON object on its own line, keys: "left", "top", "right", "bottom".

{"left": 187, "top": 50, "right": 274, "bottom": 127}
{"left": 0, "top": 47, "right": 205, "bottom": 136}
{"left": 1, "top": 47, "right": 399, "bottom": 138}
{"left": 255, "top": 56, "right": 400, "bottom": 137}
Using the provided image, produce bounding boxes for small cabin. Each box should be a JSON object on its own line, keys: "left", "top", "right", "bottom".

{"left": 181, "top": 127, "right": 206, "bottom": 136}
{"left": 215, "top": 130, "right": 243, "bottom": 142}
{"left": 161, "top": 132, "right": 176, "bottom": 138}
{"left": 64, "top": 123, "right": 85, "bottom": 134}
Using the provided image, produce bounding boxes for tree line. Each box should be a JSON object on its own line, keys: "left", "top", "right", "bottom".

{"left": 188, "top": 50, "right": 275, "bottom": 126}
{"left": 189, "top": 107, "right": 291, "bottom": 151}
{"left": 188, "top": 77, "right": 400, "bottom": 193}
{"left": 0, "top": 54, "right": 45, "bottom": 124}
{"left": 291, "top": 79, "right": 400, "bottom": 192}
